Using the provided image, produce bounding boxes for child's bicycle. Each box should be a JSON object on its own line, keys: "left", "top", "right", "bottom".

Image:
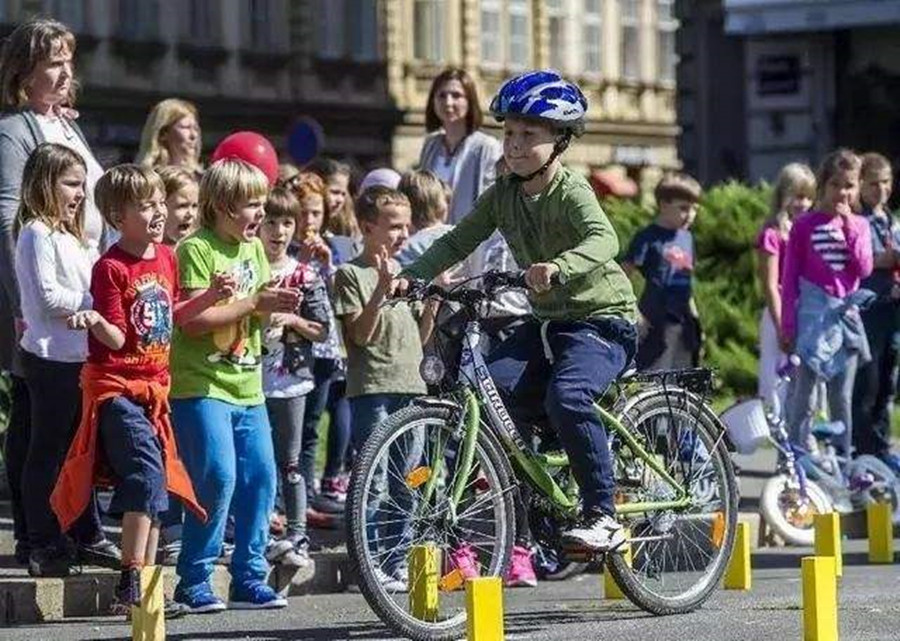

{"left": 346, "top": 271, "right": 739, "bottom": 641}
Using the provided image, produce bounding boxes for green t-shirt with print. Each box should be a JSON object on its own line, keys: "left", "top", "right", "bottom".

{"left": 171, "top": 227, "right": 271, "bottom": 405}
{"left": 333, "top": 256, "right": 427, "bottom": 398}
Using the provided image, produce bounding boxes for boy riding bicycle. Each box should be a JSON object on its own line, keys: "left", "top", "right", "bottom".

{"left": 403, "top": 70, "right": 638, "bottom": 551}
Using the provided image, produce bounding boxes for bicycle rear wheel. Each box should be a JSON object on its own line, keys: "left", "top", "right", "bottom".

{"left": 346, "top": 402, "right": 515, "bottom": 641}
{"left": 606, "top": 389, "right": 738, "bottom": 615}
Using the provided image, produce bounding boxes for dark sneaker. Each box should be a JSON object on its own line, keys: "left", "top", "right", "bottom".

{"left": 310, "top": 492, "right": 345, "bottom": 515}
{"left": 173, "top": 582, "right": 227, "bottom": 614}
{"left": 228, "top": 580, "right": 288, "bottom": 610}
{"left": 164, "top": 598, "right": 190, "bottom": 619}
{"left": 265, "top": 538, "right": 294, "bottom": 563}
{"left": 109, "top": 566, "right": 141, "bottom": 615}
{"left": 76, "top": 538, "right": 122, "bottom": 569}
{"left": 562, "top": 513, "right": 627, "bottom": 552}
{"left": 28, "top": 545, "right": 71, "bottom": 578}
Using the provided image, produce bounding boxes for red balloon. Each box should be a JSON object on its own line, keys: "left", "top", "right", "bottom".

{"left": 211, "top": 131, "right": 279, "bottom": 186}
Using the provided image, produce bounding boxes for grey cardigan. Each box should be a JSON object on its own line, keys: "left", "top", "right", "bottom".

{"left": 419, "top": 130, "right": 502, "bottom": 225}
{"left": 0, "top": 110, "right": 99, "bottom": 372}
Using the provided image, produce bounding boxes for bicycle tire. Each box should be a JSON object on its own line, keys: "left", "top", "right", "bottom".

{"left": 346, "top": 402, "right": 516, "bottom": 641}
{"left": 759, "top": 474, "right": 832, "bottom": 546}
{"left": 606, "top": 389, "right": 739, "bottom": 615}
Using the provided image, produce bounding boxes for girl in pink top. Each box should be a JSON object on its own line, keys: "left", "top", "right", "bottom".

{"left": 781, "top": 149, "right": 874, "bottom": 457}
{"left": 756, "top": 163, "right": 815, "bottom": 407}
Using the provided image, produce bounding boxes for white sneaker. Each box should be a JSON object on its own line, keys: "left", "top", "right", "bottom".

{"left": 562, "top": 513, "right": 627, "bottom": 552}
{"left": 265, "top": 538, "right": 294, "bottom": 563}
{"left": 374, "top": 567, "right": 408, "bottom": 592}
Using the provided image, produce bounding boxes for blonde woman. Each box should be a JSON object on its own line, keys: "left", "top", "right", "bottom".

{"left": 756, "top": 163, "right": 816, "bottom": 407}
{"left": 136, "top": 98, "right": 202, "bottom": 175}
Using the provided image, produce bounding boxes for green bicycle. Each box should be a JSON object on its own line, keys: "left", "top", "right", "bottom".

{"left": 346, "top": 271, "right": 738, "bottom": 641}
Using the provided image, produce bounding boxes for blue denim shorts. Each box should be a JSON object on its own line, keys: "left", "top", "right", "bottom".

{"left": 98, "top": 396, "right": 169, "bottom": 520}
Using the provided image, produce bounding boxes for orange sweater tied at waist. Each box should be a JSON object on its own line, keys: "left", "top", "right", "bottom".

{"left": 50, "top": 363, "right": 207, "bottom": 532}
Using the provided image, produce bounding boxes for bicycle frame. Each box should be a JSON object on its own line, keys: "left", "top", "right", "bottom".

{"left": 423, "top": 319, "right": 693, "bottom": 524}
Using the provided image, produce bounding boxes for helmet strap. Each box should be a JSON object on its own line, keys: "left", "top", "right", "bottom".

{"left": 510, "top": 132, "right": 573, "bottom": 184}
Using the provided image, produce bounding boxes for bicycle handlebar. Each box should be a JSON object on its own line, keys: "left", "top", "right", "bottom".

{"left": 395, "top": 270, "right": 528, "bottom": 307}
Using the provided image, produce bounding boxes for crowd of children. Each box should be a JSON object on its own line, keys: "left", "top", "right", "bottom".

{"left": 5, "top": 45, "right": 900, "bottom": 624}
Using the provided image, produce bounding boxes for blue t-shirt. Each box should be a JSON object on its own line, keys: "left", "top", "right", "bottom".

{"left": 624, "top": 223, "right": 694, "bottom": 323}
{"left": 860, "top": 207, "right": 900, "bottom": 300}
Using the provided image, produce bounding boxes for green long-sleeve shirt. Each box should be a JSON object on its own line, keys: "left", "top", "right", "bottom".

{"left": 403, "top": 166, "right": 636, "bottom": 322}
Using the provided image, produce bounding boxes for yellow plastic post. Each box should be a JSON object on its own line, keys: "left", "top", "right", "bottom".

{"left": 802, "top": 556, "right": 838, "bottom": 641}
{"left": 724, "top": 521, "right": 752, "bottom": 590}
{"left": 814, "top": 513, "right": 842, "bottom": 578}
{"left": 132, "top": 565, "right": 165, "bottom": 641}
{"left": 603, "top": 529, "right": 632, "bottom": 600}
{"left": 867, "top": 502, "right": 894, "bottom": 564}
{"left": 466, "top": 577, "right": 504, "bottom": 641}
{"left": 408, "top": 545, "right": 440, "bottom": 622}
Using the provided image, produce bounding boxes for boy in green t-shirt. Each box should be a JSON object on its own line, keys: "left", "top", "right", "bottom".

{"left": 403, "top": 70, "right": 638, "bottom": 552}
{"left": 333, "top": 186, "right": 436, "bottom": 591}
{"left": 169, "top": 159, "right": 299, "bottom": 613}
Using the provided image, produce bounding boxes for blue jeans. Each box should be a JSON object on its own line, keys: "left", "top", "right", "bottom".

{"left": 171, "top": 398, "right": 276, "bottom": 590}
{"left": 350, "top": 393, "right": 422, "bottom": 572}
{"left": 487, "top": 317, "right": 636, "bottom": 516}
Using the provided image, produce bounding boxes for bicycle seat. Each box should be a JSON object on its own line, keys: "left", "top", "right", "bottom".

{"left": 810, "top": 420, "right": 846, "bottom": 439}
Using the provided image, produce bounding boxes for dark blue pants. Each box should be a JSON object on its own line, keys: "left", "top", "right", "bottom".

{"left": 852, "top": 302, "right": 898, "bottom": 457}
{"left": 299, "top": 359, "right": 350, "bottom": 491}
{"left": 486, "top": 317, "right": 636, "bottom": 516}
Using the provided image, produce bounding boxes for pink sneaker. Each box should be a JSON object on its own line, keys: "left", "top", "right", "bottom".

{"left": 504, "top": 545, "right": 537, "bottom": 588}
{"left": 448, "top": 543, "right": 480, "bottom": 579}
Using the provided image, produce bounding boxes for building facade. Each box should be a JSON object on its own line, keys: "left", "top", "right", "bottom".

{"left": 3, "top": 0, "right": 680, "bottom": 188}
{"left": 679, "top": 0, "right": 900, "bottom": 184}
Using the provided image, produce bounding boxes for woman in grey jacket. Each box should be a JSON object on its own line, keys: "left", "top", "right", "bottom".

{"left": 0, "top": 18, "right": 116, "bottom": 575}
{"left": 419, "top": 68, "right": 502, "bottom": 225}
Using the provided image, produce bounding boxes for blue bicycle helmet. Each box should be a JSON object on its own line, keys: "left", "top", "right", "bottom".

{"left": 489, "top": 70, "right": 587, "bottom": 137}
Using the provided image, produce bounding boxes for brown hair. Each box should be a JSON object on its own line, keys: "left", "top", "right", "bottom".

{"left": 16, "top": 143, "right": 86, "bottom": 240}
{"left": 199, "top": 159, "right": 269, "bottom": 229}
{"left": 655, "top": 172, "right": 703, "bottom": 205}
{"left": 306, "top": 157, "right": 359, "bottom": 237}
{"left": 861, "top": 152, "right": 892, "bottom": 178}
{"left": 398, "top": 169, "right": 447, "bottom": 230}
{"left": 94, "top": 164, "right": 165, "bottom": 229}
{"left": 264, "top": 185, "right": 300, "bottom": 222}
{"left": 156, "top": 165, "right": 198, "bottom": 199}
{"left": 815, "top": 148, "right": 862, "bottom": 204}
{"left": 425, "top": 67, "right": 484, "bottom": 134}
{"left": 0, "top": 19, "right": 77, "bottom": 111}
{"left": 356, "top": 186, "right": 410, "bottom": 226}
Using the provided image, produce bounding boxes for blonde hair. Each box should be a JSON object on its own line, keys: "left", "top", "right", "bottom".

{"left": 861, "top": 152, "right": 892, "bottom": 179}
{"left": 655, "top": 172, "right": 703, "bottom": 204}
{"left": 16, "top": 143, "right": 86, "bottom": 241}
{"left": 768, "top": 163, "right": 816, "bottom": 237}
{"left": 277, "top": 163, "right": 300, "bottom": 188}
{"left": 398, "top": 169, "right": 447, "bottom": 230}
{"left": 156, "top": 165, "right": 198, "bottom": 199}
{"left": 0, "top": 19, "right": 77, "bottom": 110}
{"left": 307, "top": 157, "right": 359, "bottom": 237}
{"left": 95, "top": 164, "right": 165, "bottom": 229}
{"left": 136, "top": 98, "right": 201, "bottom": 170}
{"left": 199, "top": 159, "right": 269, "bottom": 229}
{"left": 815, "top": 148, "right": 862, "bottom": 206}
{"left": 356, "top": 186, "right": 410, "bottom": 226}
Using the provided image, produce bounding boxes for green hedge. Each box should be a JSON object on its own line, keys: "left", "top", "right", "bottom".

{"left": 603, "top": 180, "right": 772, "bottom": 399}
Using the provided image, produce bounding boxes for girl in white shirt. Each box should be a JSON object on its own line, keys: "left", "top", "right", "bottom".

{"left": 14, "top": 143, "right": 116, "bottom": 576}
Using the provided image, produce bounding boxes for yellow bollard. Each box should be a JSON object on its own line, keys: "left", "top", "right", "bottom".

{"left": 814, "top": 513, "right": 842, "bottom": 578}
{"left": 408, "top": 544, "right": 440, "bottom": 622}
{"left": 603, "top": 529, "right": 632, "bottom": 600}
{"left": 802, "top": 556, "right": 838, "bottom": 641}
{"left": 466, "top": 577, "right": 504, "bottom": 641}
{"left": 866, "top": 502, "right": 894, "bottom": 564}
{"left": 724, "top": 521, "right": 752, "bottom": 590}
{"left": 131, "top": 566, "right": 165, "bottom": 641}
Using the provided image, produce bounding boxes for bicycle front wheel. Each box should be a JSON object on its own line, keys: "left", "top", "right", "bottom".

{"left": 346, "top": 402, "right": 515, "bottom": 641}
{"left": 606, "top": 389, "right": 739, "bottom": 615}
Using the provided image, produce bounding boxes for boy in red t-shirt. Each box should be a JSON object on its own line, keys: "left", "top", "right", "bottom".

{"left": 59, "top": 165, "right": 230, "bottom": 616}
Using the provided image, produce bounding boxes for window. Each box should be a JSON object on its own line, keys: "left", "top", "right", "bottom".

{"left": 620, "top": 0, "right": 641, "bottom": 81}
{"left": 188, "top": 0, "right": 215, "bottom": 43}
{"left": 480, "top": 0, "right": 502, "bottom": 65}
{"left": 317, "top": 0, "right": 345, "bottom": 59}
{"left": 348, "top": 0, "right": 379, "bottom": 61}
{"left": 247, "top": 0, "right": 273, "bottom": 50}
{"left": 507, "top": 0, "right": 530, "bottom": 68}
{"left": 44, "top": 0, "right": 85, "bottom": 32}
{"left": 657, "top": 0, "right": 677, "bottom": 83}
{"left": 117, "top": 0, "right": 159, "bottom": 40}
{"left": 583, "top": 0, "right": 602, "bottom": 74}
{"left": 547, "top": 0, "right": 567, "bottom": 71}
{"left": 414, "top": 0, "right": 445, "bottom": 62}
